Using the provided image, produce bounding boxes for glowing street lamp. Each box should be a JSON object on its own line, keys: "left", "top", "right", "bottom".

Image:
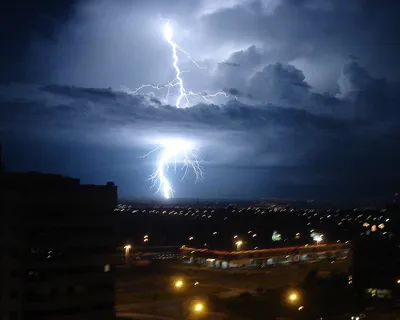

{"left": 312, "top": 234, "right": 323, "bottom": 256}
{"left": 289, "top": 293, "right": 298, "bottom": 302}
{"left": 193, "top": 302, "right": 204, "bottom": 312}
{"left": 124, "top": 245, "right": 131, "bottom": 264}
{"left": 286, "top": 290, "right": 301, "bottom": 306}
{"left": 235, "top": 240, "right": 243, "bottom": 251}
{"left": 174, "top": 279, "right": 184, "bottom": 289}
{"left": 189, "top": 300, "right": 206, "bottom": 316}
{"left": 314, "top": 235, "right": 323, "bottom": 245}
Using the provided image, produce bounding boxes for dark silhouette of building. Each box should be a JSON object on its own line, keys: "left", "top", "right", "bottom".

{"left": 387, "top": 203, "right": 400, "bottom": 240}
{"left": 0, "top": 169, "right": 118, "bottom": 320}
{"left": 349, "top": 234, "right": 400, "bottom": 300}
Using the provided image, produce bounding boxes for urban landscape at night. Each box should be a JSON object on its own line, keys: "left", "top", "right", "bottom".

{"left": 2, "top": 158, "right": 400, "bottom": 319}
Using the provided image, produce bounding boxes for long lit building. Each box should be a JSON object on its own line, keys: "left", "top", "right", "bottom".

{"left": 0, "top": 170, "right": 117, "bottom": 320}
{"left": 180, "top": 243, "right": 350, "bottom": 268}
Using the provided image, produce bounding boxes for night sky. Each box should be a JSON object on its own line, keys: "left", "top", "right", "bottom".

{"left": 1, "top": 0, "right": 400, "bottom": 202}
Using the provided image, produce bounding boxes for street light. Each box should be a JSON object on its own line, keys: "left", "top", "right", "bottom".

{"left": 189, "top": 300, "right": 206, "bottom": 316}
{"left": 123, "top": 245, "right": 131, "bottom": 264}
{"left": 314, "top": 235, "right": 323, "bottom": 245}
{"left": 312, "top": 233, "right": 323, "bottom": 252}
{"left": 235, "top": 240, "right": 243, "bottom": 251}
{"left": 289, "top": 293, "right": 298, "bottom": 302}
{"left": 286, "top": 290, "right": 301, "bottom": 306}
{"left": 174, "top": 279, "right": 184, "bottom": 289}
{"left": 193, "top": 302, "right": 204, "bottom": 312}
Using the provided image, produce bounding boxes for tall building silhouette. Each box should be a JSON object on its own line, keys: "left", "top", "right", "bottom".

{"left": 0, "top": 165, "right": 118, "bottom": 320}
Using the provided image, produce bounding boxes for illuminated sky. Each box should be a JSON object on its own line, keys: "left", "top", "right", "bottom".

{"left": 1, "top": 0, "right": 400, "bottom": 202}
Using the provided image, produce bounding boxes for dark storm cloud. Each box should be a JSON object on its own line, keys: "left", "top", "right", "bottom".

{"left": 1, "top": 0, "right": 400, "bottom": 200}
{"left": 200, "top": 0, "right": 400, "bottom": 90}
{"left": 248, "top": 63, "right": 311, "bottom": 105}
{"left": 1, "top": 83, "right": 399, "bottom": 171}
{"left": 337, "top": 61, "right": 399, "bottom": 119}
{"left": 15, "top": 0, "right": 400, "bottom": 102}
{"left": 1, "top": 80, "right": 399, "bottom": 201}
{"left": 338, "top": 62, "right": 381, "bottom": 97}
{"left": 213, "top": 45, "right": 265, "bottom": 91}
{"left": 219, "top": 62, "right": 241, "bottom": 68}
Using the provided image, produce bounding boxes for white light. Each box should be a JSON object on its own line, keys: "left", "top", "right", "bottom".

{"left": 164, "top": 22, "right": 173, "bottom": 42}
{"left": 313, "top": 235, "right": 323, "bottom": 242}
{"left": 132, "top": 21, "right": 234, "bottom": 107}
{"left": 144, "top": 139, "right": 202, "bottom": 199}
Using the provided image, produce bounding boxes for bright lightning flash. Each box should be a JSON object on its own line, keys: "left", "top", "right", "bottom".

{"left": 136, "top": 21, "right": 228, "bottom": 199}
{"left": 164, "top": 22, "right": 185, "bottom": 108}
{"left": 144, "top": 139, "right": 203, "bottom": 199}
{"left": 132, "top": 21, "right": 233, "bottom": 107}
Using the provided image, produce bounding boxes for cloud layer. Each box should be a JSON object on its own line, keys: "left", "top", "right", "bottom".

{"left": 1, "top": 76, "right": 399, "bottom": 201}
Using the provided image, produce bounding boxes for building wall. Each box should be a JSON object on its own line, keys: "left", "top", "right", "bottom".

{"left": 0, "top": 172, "right": 117, "bottom": 320}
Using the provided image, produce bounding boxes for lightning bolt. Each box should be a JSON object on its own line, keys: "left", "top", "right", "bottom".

{"left": 164, "top": 21, "right": 185, "bottom": 108}
{"left": 142, "top": 139, "right": 203, "bottom": 199}
{"left": 134, "top": 21, "right": 233, "bottom": 199}
{"left": 132, "top": 21, "right": 234, "bottom": 107}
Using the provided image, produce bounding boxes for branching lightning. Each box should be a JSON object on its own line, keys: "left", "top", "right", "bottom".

{"left": 136, "top": 21, "right": 231, "bottom": 199}
{"left": 142, "top": 139, "right": 203, "bottom": 199}
{"left": 132, "top": 21, "right": 232, "bottom": 108}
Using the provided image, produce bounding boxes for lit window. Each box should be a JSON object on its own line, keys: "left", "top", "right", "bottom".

{"left": 104, "top": 264, "right": 111, "bottom": 272}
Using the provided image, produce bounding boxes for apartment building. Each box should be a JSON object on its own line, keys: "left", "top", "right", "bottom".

{"left": 0, "top": 164, "right": 117, "bottom": 320}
